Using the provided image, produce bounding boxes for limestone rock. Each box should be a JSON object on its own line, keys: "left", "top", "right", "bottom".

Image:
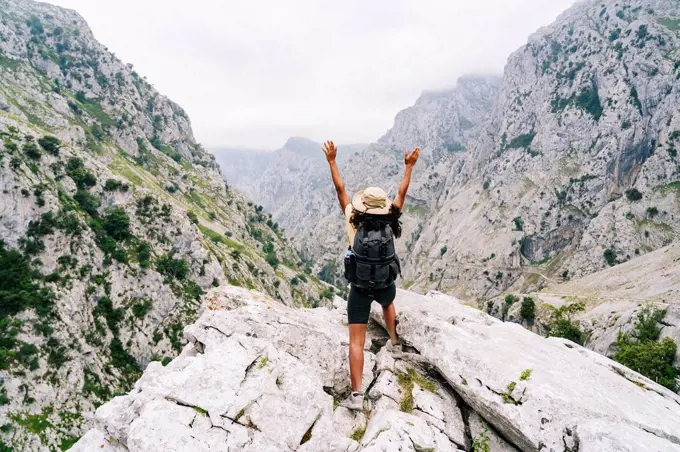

{"left": 370, "top": 290, "right": 680, "bottom": 452}
{"left": 73, "top": 286, "right": 680, "bottom": 452}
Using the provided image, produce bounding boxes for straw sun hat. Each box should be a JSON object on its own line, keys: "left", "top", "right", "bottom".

{"left": 351, "top": 187, "right": 392, "bottom": 215}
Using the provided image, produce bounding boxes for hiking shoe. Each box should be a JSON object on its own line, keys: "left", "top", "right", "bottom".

{"left": 339, "top": 392, "right": 364, "bottom": 411}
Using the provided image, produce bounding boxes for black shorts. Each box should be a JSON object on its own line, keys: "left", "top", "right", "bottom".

{"left": 347, "top": 282, "right": 396, "bottom": 324}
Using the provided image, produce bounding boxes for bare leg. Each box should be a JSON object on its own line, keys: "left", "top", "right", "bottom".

{"left": 348, "top": 323, "right": 368, "bottom": 392}
{"left": 382, "top": 303, "right": 398, "bottom": 345}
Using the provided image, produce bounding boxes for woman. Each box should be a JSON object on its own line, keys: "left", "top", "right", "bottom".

{"left": 323, "top": 140, "right": 420, "bottom": 411}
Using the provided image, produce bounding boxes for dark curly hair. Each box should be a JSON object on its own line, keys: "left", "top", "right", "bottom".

{"left": 350, "top": 205, "right": 402, "bottom": 238}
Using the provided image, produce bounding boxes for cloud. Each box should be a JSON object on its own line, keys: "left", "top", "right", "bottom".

{"left": 49, "top": 0, "right": 578, "bottom": 148}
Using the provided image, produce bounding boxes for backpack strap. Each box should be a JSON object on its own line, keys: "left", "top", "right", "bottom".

{"left": 379, "top": 226, "right": 387, "bottom": 257}
{"left": 361, "top": 227, "right": 369, "bottom": 254}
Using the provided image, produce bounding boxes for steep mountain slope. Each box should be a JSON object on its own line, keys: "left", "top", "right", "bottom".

{"left": 0, "top": 1, "right": 327, "bottom": 449}
{"left": 216, "top": 137, "right": 363, "bottom": 222}
{"left": 410, "top": 0, "right": 680, "bottom": 299}
{"left": 216, "top": 76, "right": 501, "bottom": 288}
{"left": 72, "top": 286, "right": 680, "bottom": 451}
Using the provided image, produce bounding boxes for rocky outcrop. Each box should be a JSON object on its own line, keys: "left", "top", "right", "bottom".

{"left": 73, "top": 286, "right": 680, "bottom": 452}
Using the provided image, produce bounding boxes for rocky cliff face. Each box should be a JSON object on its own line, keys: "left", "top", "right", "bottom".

{"left": 411, "top": 0, "right": 680, "bottom": 299}
{"left": 72, "top": 286, "right": 680, "bottom": 451}
{"left": 0, "top": 1, "right": 329, "bottom": 449}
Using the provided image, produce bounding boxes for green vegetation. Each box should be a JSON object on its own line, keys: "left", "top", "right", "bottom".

{"left": 38, "top": 136, "right": 61, "bottom": 155}
{"left": 156, "top": 253, "right": 189, "bottom": 280}
{"left": 658, "top": 17, "right": 680, "bottom": 31}
{"left": 396, "top": 368, "right": 436, "bottom": 413}
{"left": 446, "top": 142, "right": 466, "bottom": 153}
{"left": 630, "top": 87, "right": 643, "bottom": 115}
{"left": 103, "top": 179, "right": 129, "bottom": 192}
{"left": 74, "top": 189, "right": 100, "bottom": 216}
{"left": 502, "top": 294, "right": 519, "bottom": 319}
{"left": 625, "top": 188, "right": 643, "bottom": 201}
{"left": 349, "top": 425, "right": 366, "bottom": 441}
{"left": 506, "top": 132, "right": 536, "bottom": 149}
{"left": 131, "top": 298, "right": 152, "bottom": 318}
{"left": 136, "top": 242, "right": 151, "bottom": 269}
{"left": 23, "top": 141, "right": 42, "bottom": 160}
{"left": 320, "top": 287, "right": 334, "bottom": 301}
{"left": 258, "top": 356, "right": 270, "bottom": 369}
{"left": 520, "top": 297, "right": 535, "bottom": 321}
{"left": 110, "top": 338, "right": 141, "bottom": 383}
{"left": 66, "top": 157, "right": 97, "bottom": 188}
{"left": 546, "top": 302, "right": 586, "bottom": 345}
{"left": 265, "top": 251, "right": 279, "bottom": 269}
{"left": 102, "top": 207, "right": 131, "bottom": 241}
{"left": 0, "top": 241, "right": 55, "bottom": 322}
{"left": 471, "top": 426, "right": 491, "bottom": 452}
{"left": 94, "top": 297, "right": 124, "bottom": 336}
{"left": 520, "top": 369, "right": 532, "bottom": 381}
{"left": 603, "top": 248, "right": 617, "bottom": 266}
{"left": 187, "top": 211, "right": 199, "bottom": 224}
{"left": 10, "top": 408, "right": 53, "bottom": 446}
{"left": 513, "top": 217, "right": 524, "bottom": 231}
{"left": 551, "top": 79, "right": 603, "bottom": 120}
{"left": 615, "top": 308, "right": 678, "bottom": 391}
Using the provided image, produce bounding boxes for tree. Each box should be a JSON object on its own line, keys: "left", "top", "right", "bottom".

{"left": 38, "top": 136, "right": 61, "bottom": 155}
{"left": 156, "top": 253, "right": 189, "bottom": 280}
{"left": 187, "top": 211, "right": 199, "bottom": 224}
{"left": 66, "top": 158, "right": 97, "bottom": 188}
{"left": 136, "top": 242, "right": 151, "bottom": 269}
{"left": 74, "top": 189, "right": 100, "bottom": 216}
{"left": 265, "top": 252, "right": 279, "bottom": 269}
{"left": 615, "top": 336, "right": 677, "bottom": 391}
{"left": 625, "top": 188, "right": 643, "bottom": 201}
{"left": 102, "top": 207, "right": 131, "bottom": 241}
{"left": 614, "top": 307, "right": 678, "bottom": 391}
{"left": 23, "top": 141, "right": 42, "bottom": 160}
{"left": 603, "top": 249, "right": 617, "bottom": 266}
{"left": 520, "top": 297, "right": 536, "bottom": 321}
{"left": 546, "top": 302, "right": 586, "bottom": 345}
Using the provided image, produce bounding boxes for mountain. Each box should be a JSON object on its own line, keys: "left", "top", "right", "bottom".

{"left": 219, "top": 0, "right": 680, "bottom": 303}
{"left": 214, "top": 137, "right": 364, "bottom": 210}
{"left": 409, "top": 0, "right": 680, "bottom": 299}
{"left": 71, "top": 286, "right": 680, "bottom": 451}
{"left": 215, "top": 76, "right": 502, "bottom": 289}
{"left": 0, "top": 0, "right": 330, "bottom": 449}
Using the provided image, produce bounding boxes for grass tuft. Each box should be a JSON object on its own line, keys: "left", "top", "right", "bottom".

{"left": 350, "top": 425, "right": 366, "bottom": 442}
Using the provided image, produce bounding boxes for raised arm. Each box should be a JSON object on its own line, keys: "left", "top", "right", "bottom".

{"left": 392, "top": 147, "right": 420, "bottom": 210}
{"left": 323, "top": 140, "right": 350, "bottom": 212}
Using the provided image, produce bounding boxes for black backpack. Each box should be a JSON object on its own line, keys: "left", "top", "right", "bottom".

{"left": 345, "top": 222, "right": 401, "bottom": 290}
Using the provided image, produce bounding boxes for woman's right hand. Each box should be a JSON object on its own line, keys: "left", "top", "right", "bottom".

{"left": 405, "top": 147, "right": 420, "bottom": 167}
{"left": 323, "top": 140, "right": 338, "bottom": 162}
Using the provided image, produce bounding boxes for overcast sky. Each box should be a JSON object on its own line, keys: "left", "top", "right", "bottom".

{"left": 49, "top": 0, "right": 578, "bottom": 149}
